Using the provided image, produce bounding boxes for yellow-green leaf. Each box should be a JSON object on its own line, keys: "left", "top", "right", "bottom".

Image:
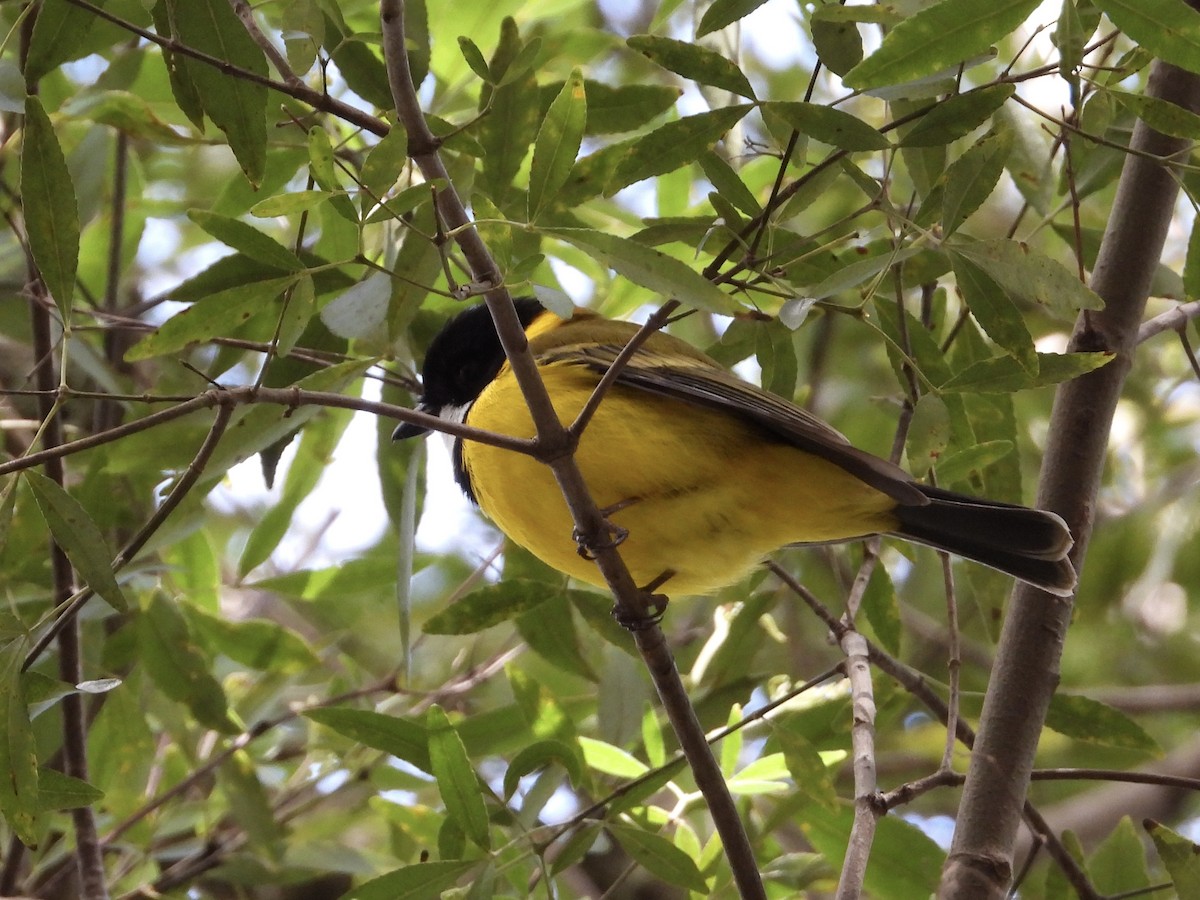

{"left": 21, "top": 97, "right": 79, "bottom": 316}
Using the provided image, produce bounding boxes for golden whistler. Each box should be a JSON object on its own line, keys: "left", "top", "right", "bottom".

{"left": 396, "top": 299, "right": 1075, "bottom": 599}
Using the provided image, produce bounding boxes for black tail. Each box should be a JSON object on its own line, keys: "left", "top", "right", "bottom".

{"left": 891, "top": 485, "right": 1076, "bottom": 596}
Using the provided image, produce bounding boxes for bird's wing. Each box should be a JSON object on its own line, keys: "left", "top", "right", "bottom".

{"left": 542, "top": 340, "right": 927, "bottom": 506}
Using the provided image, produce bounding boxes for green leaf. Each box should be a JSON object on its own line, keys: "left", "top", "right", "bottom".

{"left": 761, "top": 101, "right": 889, "bottom": 151}
{"left": 124, "top": 275, "right": 299, "bottom": 361}
{"left": 478, "top": 18, "right": 541, "bottom": 199}
{"left": 1045, "top": 694, "right": 1160, "bottom": 751}
{"left": 900, "top": 84, "right": 1015, "bottom": 147}
{"left": 138, "top": 594, "right": 236, "bottom": 733}
{"left": 1088, "top": 816, "right": 1151, "bottom": 894}
{"left": 1109, "top": 88, "right": 1200, "bottom": 139}
{"left": 306, "top": 708, "right": 430, "bottom": 772}
{"left": 24, "top": 471, "right": 127, "bottom": 612}
{"left": 906, "top": 394, "right": 951, "bottom": 477}
{"left": 608, "top": 105, "right": 753, "bottom": 194}
{"left": 34, "top": 767, "right": 103, "bottom": 813}
{"left": 811, "top": 16, "right": 865, "bottom": 76}
{"left": 942, "top": 125, "right": 1012, "bottom": 235}
{"left": 607, "top": 822, "right": 709, "bottom": 894}
{"left": 860, "top": 564, "right": 901, "bottom": 658}
{"left": 359, "top": 126, "right": 409, "bottom": 212}
{"left": 173, "top": 0, "right": 268, "bottom": 184}
{"left": 941, "top": 351, "right": 1113, "bottom": 392}
{"left": 538, "top": 81, "right": 679, "bottom": 135}
{"left": 935, "top": 440, "right": 1014, "bottom": 484}
{"left": 540, "top": 226, "right": 733, "bottom": 311}
{"left": 24, "top": 0, "right": 107, "bottom": 84}
{"left": 844, "top": 0, "right": 1041, "bottom": 90}
{"left": 1187, "top": 209, "right": 1200, "bottom": 298}
{"left": 697, "top": 0, "right": 771, "bottom": 36}
{"left": 342, "top": 861, "right": 479, "bottom": 900}
{"left": 238, "top": 409, "right": 352, "bottom": 575}
{"left": 424, "top": 580, "right": 560, "bottom": 634}
{"left": 529, "top": 68, "right": 587, "bottom": 221}
{"left": 0, "top": 638, "right": 39, "bottom": 846}
{"left": 771, "top": 721, "right": 840, "bottom": 810}
{"left": 1091, "top": 0, "right": 1200, "bottom": 74}
{"left": 626, "top": 36, "right": 756, "bottom": 99}
{"left": 188, "top": 607, "right": 319, "bottom": 674}
{"left": 802, "top": 802, "right": 943, "bottom": 899}
{"left": 951, "top": 238, "right": 1104, "bottom": 317}
{"left": 21, "top": 97, "right": 79, "bottom": 316}
{"left": 307, "top": 126, "right": 358, "bottom": 222}
{"left": 579, "top": 736, "right": 649, "bottom": 778}
{"left": 458, "top": 36, "right": 491, "bottom": 81}
{"left": 1145, "top": 820, "right": 1200, "bottom": 898}
{"left": 516, "top": 596, "right": 597, "bottom": 682}
{"left": 220, "top": 750, "right": 282, "bottom": 857}
{"left": 427, "top": 705, "right": 490, "bottom": 850}
{"left": 188, "top": 210, "right": 304, "bottom": 271}
{"left": 699, "top": 150, "right": 762, "bottom": 215}
{"left": 950, "top": 254, "right": 1037, "bottom": 371}
{"left": 502, "top": 739, "right": 583, "bottom": 799}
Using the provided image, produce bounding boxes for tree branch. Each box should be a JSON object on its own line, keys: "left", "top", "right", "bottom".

{"left": 941, "top": 57, "right": 1200, "bottom": 899}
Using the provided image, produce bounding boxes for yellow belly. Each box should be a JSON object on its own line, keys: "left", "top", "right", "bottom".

{"left": 463, "top": 364, "right": 899, "bottom": 597}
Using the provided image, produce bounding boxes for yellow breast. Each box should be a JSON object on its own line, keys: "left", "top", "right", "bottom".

{"left": 461, "top": 361, "right": 898, "bottom": 597}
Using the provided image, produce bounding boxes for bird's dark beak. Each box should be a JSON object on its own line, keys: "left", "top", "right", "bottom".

{"left": 393, "top": 404, "right": 433, "bottom": 441}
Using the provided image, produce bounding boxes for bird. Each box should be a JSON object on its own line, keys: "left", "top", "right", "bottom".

{"left": 395, "top": 297, "right": 1076, "bottom": 600}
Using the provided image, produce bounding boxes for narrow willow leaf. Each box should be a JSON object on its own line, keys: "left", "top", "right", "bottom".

{"left": 579, "top": 736, "right": 649, "bottom": 778}
{"left": 900, "top": 84, "right": 1015, "bottom": 147}
{"left": 34, "top": 768, "right": 102, "bottom": 813}
{"left": 173, "top": 0, "right": 268, "bottom": 184}
{"left": 627, "top": 36, "right": 756, "bottom": 99}
{"left": 458, "top": 36, "right": 491, "bottom": 82}
{"left": 541, "top": 226, "right": 734, "bottom": 311}
{"left": 427, "top": 705, "right": 490, "bottom": 850}
{"left": 478, "top": 19, "right": 540, "bottom": 198}
{"left": 860, "top": 564, "right": 901, "bottom": 657}
{"left": 942, "top": 126, "right": 1012, "bottom": 235}
{"left": 220, "top": 751, "right": 282, "bottom": 857}
{"left": 24, "top": 0, "right": 107, "bottom": 83}
{"left": 305, "top": 708, "right": 430, "bottom": 772}
{"left": 1091, "top": 0, "right": 1200, "bottom": 75}
{"left": 906, "top": 394, "right": 951, "bottom": 477}
{"left": 698, "top": 150, "right": 761, "bottom": 215}
{"left": 952, "top": 238, "right": 1104, "bottom": 316}
{"left": 502, "top": 739, "right": 583, "bottom": 798}
{"left": 1045, "top": 694, "right": 1160, "bottom": 751}
{"left": 24, "top": 471, "right": 127, "bottom": 612}
{"left": 950, "top": 254, "right": 1037, "bottom": 372}
{"left": 516, "top": 598, "right": 597, "bottom": 682}
{"left": 608, "top": 822, "right": 709, "bottom": 894}
{"left": 346, "top": 861, "right": 479, "bottom": 900}
{"left": 537, "top": 81, "right": 679, "bottom": 135}
{"left": 935, "top": 439, "right": 1014, "bottom": 484}
{"left": 424, "top": 580, "right": 558, "bottom": 634}
{"left": 0, "top": 639, "right": 39, "bottom": 846}
{"left": 188, "top": 210, "right": 304, "bottom": 271}
{"left": 608, "top": 105, "right": 752, "bottom": 194}
{"left": 941, "top": 351, "right": 1112, "bottom": 392}
{"left": 697, "top": 0, "right": 771, "bottom": 36}
{"left": 1109, "top": 88, "right": 1200, "bottom": 139}
{"left": 139, "top": 594, "right": 236, "bottom": 733}
{"left": 21, "top": 97, "right": 79, "bottom": 316}
{"left": 188, "top": 608, "right": 320, "bottom": 674}
{"left": 844, "top": 0, "right": 1041, "bottom": 90}
{"left": 762, "top": 101, "right": 889, "bottom": 151}
{"left": 1145, "top": 820, "right": 1200, "bottom": 898}
{"left": 811, "top": 16, "right": 864, "bottom": 76}
{"left": 359, "top": 125, "right": 409, "bottom": 212}
{"left": 529, "top": 68, "right": 587, "bottom": 220}
{"left": 125, "top": 275, "right": 298, "bottom": 361}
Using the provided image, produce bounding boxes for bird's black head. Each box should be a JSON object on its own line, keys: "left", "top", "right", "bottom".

{"left": 394, "top": 297, "right": 546, "bottom": 439}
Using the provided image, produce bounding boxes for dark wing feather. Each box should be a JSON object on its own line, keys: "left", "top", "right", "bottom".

{"left": 542, "top": 341, "right": 927, "bottom": 506}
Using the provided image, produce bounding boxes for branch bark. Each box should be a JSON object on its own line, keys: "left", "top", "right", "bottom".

{"left": 940, "top": 57, "right": 1200, "bottom": 899}
{"left": 377, "top": 3, "right": 766, "bottom": 896}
